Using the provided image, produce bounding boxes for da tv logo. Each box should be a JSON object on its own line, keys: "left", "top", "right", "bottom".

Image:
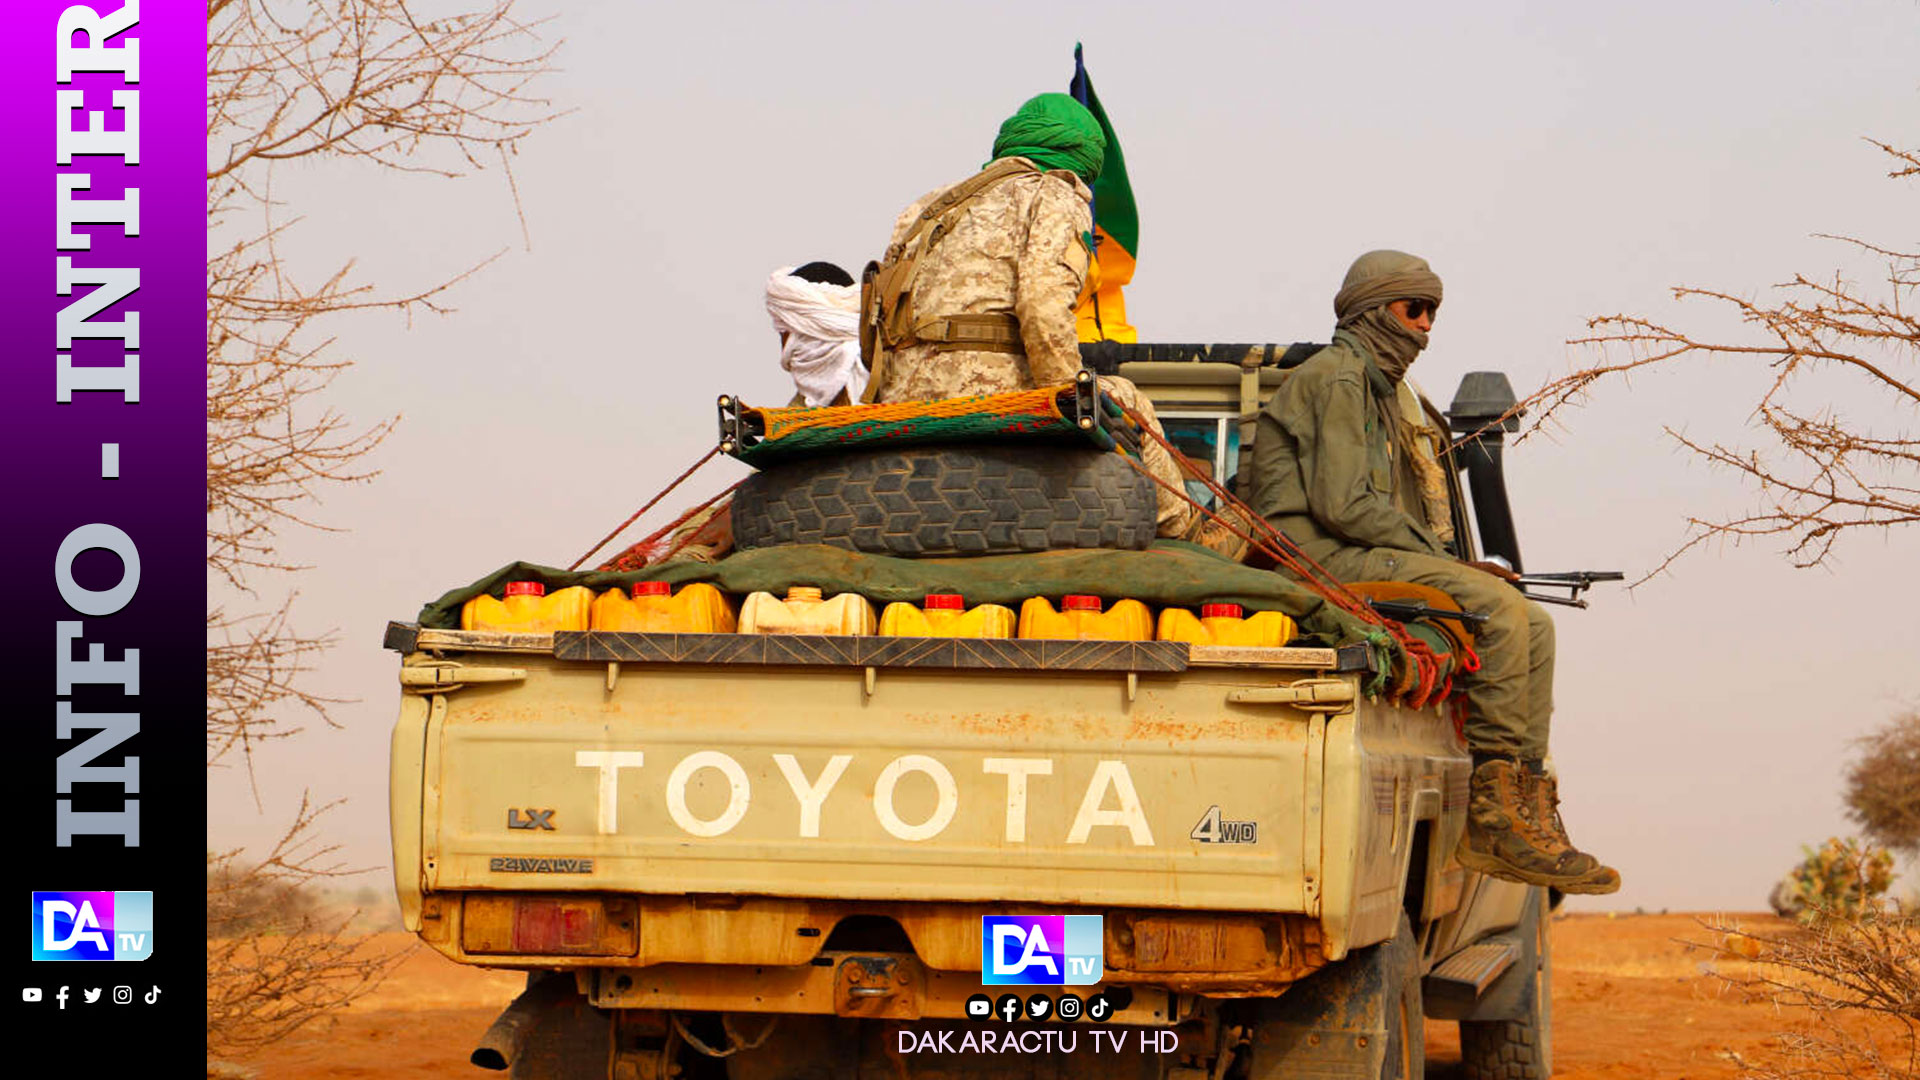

{"left": 981, "top": 915, "right": 1101, "bottom": 986}
{"left": 31, "top": 892, "right": 153, "bottom": 961}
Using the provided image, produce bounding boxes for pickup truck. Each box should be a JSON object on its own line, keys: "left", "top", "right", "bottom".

{"left": 387, "top": 353, "right": 1555, "bottom": 1080}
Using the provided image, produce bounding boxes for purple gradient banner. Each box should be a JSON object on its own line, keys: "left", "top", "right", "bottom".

{"left": 0, "top": 0, "right": 204, "bottom": 1061}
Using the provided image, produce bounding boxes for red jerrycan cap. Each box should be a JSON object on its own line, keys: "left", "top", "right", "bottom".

{"left": 1062, "top": 595, "right": 1103, "bottom": 612}
{"left": 631, "top": 581, "right": 672, "bottom": 597}
{"left": 924, "top": 594, "right": 966, "bottom": 611}
{"left": 1201, "top": 603, "right": 1244, "bottom": 619}
{"left": 503, "top": 581, "right": 546, "bottom": 598}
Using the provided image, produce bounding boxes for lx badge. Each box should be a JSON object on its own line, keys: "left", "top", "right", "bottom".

{"left": 506, "top": 808, "right": 556, "bottom": 830}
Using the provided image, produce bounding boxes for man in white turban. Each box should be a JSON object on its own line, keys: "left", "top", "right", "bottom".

{"left": 766, "top": 261, "right": 865, "bottom": 407}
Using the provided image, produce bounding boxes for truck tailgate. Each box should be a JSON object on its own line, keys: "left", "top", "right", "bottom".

{"left": 411, "top": 654, "right": 1329, "bottom": 913}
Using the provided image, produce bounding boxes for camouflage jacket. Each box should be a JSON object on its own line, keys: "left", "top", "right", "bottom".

{"left": 871, "top": 162, "right": 1092, "bottom": 402}
{"left": 1250, "top": 331, "right": 1450, "bottom": 564}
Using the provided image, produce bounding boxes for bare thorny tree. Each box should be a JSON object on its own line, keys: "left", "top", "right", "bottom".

{"left": 1516, "top": 139, "right": 1918, "bottom": 581}
{"left": 205, "top": 0, "right": 557, "bottom": 1057}
{"left": 1532, "top": 137, "right": 1917, "bottom": 1078}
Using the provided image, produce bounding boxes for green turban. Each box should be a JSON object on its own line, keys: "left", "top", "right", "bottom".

{"left": 988, "top": 93, "right": 1106, "bottom": 182}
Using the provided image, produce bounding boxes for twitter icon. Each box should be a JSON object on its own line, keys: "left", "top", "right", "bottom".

{"left": 82, "top": 988, "right": 102, "bottom": 1004}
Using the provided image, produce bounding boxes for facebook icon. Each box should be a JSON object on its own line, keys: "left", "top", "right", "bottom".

{"left": 980, "top": 915, "right": 1102, "bottom": 986}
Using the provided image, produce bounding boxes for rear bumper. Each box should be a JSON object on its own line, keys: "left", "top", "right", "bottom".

{"left": 413, "top": 892, "right": 1330, "bottom": 1008}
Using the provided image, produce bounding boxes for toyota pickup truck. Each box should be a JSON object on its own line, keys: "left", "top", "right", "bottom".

{"left": 386, "top": 355, "right": 1555, "bottom": 1080}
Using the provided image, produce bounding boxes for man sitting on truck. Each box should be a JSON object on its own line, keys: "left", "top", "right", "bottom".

{"left": 1250, "top": 249, "right": 1620, "bottom": 895}
{"left": 768, "top": 261, "right": 865, "bottom": 407}
{"left": 863, "top": 92, "right": 1195, "bottom": 538}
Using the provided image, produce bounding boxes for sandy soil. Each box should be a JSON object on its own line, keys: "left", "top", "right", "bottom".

{"left": 236, "top": 912, "right": 1798, "bottom": 1079}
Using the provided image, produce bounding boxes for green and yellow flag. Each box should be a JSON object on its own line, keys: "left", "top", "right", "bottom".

{"left": 1070, "top": 45, "right": 1138, "bottom": 343}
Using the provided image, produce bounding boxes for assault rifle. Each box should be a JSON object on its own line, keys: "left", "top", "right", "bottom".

{"left": 1514, "top": 570, "right": 1624, "bottom": 609}
{"left": 1367, "top": 599, "right": 1490, "bottom": 626}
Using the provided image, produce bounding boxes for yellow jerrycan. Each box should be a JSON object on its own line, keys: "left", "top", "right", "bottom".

{"left": 1156, "top": 602, "right": 1296, "bottom": 647}
{"left": 461, "top": 580, "right": 592, "bottom": 633}
{"left": 878, "top": 594, "right": 1016, "bottom": 638}
{"left": 1017, "top": 594, "right": 1153, "bottom": 641}
{"left": 738, "top": 586, "right": 877, "bottom": 635}
{"left": 590, "top": 580, "right": 737, "bottom": 633}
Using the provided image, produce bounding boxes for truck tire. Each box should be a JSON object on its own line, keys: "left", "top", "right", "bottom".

{"left": 1461, "top": 888, "right": 1554, "bottom": 1080}
{"left": 731, "top": 445, "right": 1157, "bottom": 557}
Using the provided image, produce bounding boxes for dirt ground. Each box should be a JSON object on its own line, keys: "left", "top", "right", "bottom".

{"left": 238, "top": 912, "right": 1798, "bottom": 1079}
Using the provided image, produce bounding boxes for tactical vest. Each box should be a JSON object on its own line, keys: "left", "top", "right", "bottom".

{"left": 859, "top": 158, "right": 1041, "bottom": 402}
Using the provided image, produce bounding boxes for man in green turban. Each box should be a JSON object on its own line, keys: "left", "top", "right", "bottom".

{"left": 1251, "top": 250, "right": 1620, "bottom": 894}
{"left": 864, "top": 93, "right": 1195, "bottom": 537}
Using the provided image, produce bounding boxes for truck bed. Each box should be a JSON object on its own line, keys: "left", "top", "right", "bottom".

{"left": 389, "top": 626, "right": 1476, "bottom": 979}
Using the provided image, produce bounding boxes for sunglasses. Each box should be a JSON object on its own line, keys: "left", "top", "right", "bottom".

{"left": 1400, "top": 299, "right": 1438, "bottom": 321}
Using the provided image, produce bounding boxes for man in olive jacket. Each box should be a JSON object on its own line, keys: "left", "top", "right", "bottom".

{"left": 1251, "top": 250, "right": 1618, "bottom": 894}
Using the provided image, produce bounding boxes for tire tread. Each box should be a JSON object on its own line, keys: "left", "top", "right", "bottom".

{"left": 733, "top": 446, "right": 1156, "bottom": 557}
{"left": 1461, "top": 1020, "right": 1541, "bottom": 1080}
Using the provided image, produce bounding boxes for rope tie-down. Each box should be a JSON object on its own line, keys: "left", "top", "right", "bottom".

{"left": 560, "top": 383, "right": 1450, "bottom": 706}
{"left": 567, "top": 446, "right": 741, "bottom": 572}
{"left": 1109, "top": 401, "right": 1447, "bottom": 707}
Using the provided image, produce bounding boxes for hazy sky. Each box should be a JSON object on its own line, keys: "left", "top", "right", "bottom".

{"left": 208, "top": 0, "right": 1920, "bottom": 912}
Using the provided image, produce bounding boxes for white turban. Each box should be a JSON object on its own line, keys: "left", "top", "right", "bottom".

{"left": 766, "top": 267, "right": 866, "bottom": 407}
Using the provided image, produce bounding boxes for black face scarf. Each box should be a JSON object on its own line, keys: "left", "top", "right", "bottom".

{"left": 1342, "top": 305, "right": 1428, "bottom": 388}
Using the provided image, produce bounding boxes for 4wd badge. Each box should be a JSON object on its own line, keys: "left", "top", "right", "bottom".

{"left": 1189, "top": 806, "right": 1257, "bottom": 844}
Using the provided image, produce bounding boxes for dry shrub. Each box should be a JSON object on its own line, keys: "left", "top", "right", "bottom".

{"left": 1846, "top": 711, "right": 1920, "bottom": 858}
{"left": 206, "top": 796, "right": 408, "bottom": 1057}
{"left": 1710, "top": 911, "right": 1919, "bottom": 1080}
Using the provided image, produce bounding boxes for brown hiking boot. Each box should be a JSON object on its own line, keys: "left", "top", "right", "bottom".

{"left": 1456, "top": 759, "right": 1618, "bottom": 891}
{"left": 1526, "top": 768, "right": 1621, "bottom": 895}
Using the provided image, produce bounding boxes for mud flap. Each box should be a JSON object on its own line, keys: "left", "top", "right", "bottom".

{"left": 1246, "top": 915, "right": 1421, "bottom": 1080}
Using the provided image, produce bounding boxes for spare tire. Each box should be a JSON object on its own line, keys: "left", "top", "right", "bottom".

{"left": 732, "top": 445, "right": 1156, "bottom": 557}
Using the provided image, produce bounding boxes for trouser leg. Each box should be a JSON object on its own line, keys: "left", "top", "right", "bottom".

{"left": 1319, "top": 546, "right": 1547, "bottom": 758}
{"left": 1518, "top": 599, "right": 1554, "bottom": 760}
{"left": 1317, "top": 548, "right": 1613, "bottom": 892}
{"left": 1098, "top": 375, "right": 1199, "bottom": 538}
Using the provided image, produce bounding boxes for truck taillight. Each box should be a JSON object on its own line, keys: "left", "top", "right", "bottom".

{"left": 461, "top": 894, "right": 638, "bottom": 957}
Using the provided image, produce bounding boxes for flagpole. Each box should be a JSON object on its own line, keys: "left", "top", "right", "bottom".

{"left": 1070, "top": 43, "right": 1103, "bottom": 339}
